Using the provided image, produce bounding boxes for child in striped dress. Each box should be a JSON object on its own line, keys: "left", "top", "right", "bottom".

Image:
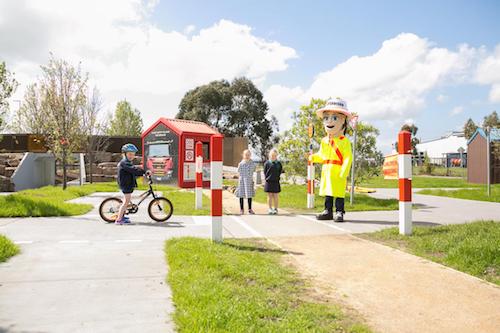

{"left": 235, "top": 149, "right": 256, "bottom": 215}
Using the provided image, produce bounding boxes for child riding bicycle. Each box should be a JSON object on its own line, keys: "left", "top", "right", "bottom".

{"left": 115, "top": 143, "right": 152, "bottom": 225}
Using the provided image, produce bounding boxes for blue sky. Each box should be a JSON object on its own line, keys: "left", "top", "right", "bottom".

{"left": 150, "top": 0, "right": 500, "bottom": 146}
{"left": 2, "top": 0, "right": 500, "bottom": 152}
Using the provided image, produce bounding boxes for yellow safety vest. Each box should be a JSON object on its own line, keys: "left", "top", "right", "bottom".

{"left": 310, "top": 135, "right": 353, "bottom": 198}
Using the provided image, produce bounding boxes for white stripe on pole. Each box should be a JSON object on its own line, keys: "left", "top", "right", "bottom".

{"left": 211, "top": 215, "right": 223, "bottom": 242}
{"left": 210, "top": 162, "right": 223, "bottom": 189}
{"left": 399, "top": 202, "right": 412, "bottom": 235}
{"left": 398, "top": 154, "right": 412, "bottom": 179}
{"left": 307, "top": 163, "right": 315, "bottom": 208}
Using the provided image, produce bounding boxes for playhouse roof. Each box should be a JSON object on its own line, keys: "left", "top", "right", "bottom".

{"left": 467, "top": 128, "right": 500, "bottom": 145}
{"left": 142, "top": 118, "right": 219, "bottom": 138}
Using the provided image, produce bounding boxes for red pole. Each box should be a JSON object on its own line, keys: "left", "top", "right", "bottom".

{"left": 195, "top": 141, "right": 203, "bottom": 209}
{"left": 210, "top": 134, "right": 224, "bottom": 242}
{"left": 398, "top": 130, "right": 412, "bottom": 235}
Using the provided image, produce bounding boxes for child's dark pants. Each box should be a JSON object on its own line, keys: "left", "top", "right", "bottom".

{"left": 239, "top": 198, "right": 252, "bottom": 210}
{"left": 324, "top": 196, "right": 344, "bottom": 213}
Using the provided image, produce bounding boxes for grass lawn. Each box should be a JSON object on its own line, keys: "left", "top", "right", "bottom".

{"left": 359, "top": 175, "right": 482, "bottom": 188}
{"left": 253, "top": 184, "right": 399, "bottom": 212}
{"left": 166, "top": 237, "right": 371, "bottom": 333}
{"left": 414, "top": 166, "right": 467, "bottom": 177}
{"left": 360, "top": 221, "right": 500, "bottom": 285}
{"left": 0, "top": 180, "right": 210, "bottom": 217}
{"left": 418, "top": 185, "right": 500, "bottom": 203}
{"left": 0, "top": 235, "right": 20, "bottom": 262}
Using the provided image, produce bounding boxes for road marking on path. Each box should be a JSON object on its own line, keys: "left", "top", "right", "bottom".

{"left": 59, "top": 240, "right": 90, "bottom": 244}
{"left": 229, "top": 215, "right": 263, "bottom": 238}
{"left": 14, "top": 240, "right": 33, "bottom": 244}
{"left": 298, "top": 215, "right": 349, "bottom": 232}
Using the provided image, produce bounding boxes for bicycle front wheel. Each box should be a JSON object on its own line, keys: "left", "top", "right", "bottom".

{"left": 148, "top": 197, "right": 173, "bottom": 222}
{"left": 99, "top": 197, "right": 123, "bottom": 223}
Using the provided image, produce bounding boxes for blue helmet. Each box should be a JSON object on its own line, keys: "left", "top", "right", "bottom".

{"left": 121, "top": 143, "right": 138, "bottom": 153}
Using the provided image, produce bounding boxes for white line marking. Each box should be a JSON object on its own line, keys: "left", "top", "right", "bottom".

{"left": 115, "top": 239, "right": 142, "bottom": 243}
{"left": 191, "top": 216, "right": 212, "bottom": 225}
{"left": 228, "top": 215, "right": 263, "bottom": 238}
{"left": 59, "top": 240, "right": 90, "bottom": 244}
{"left": 297, "top": 214, "right": 349, "bottom": 232}
{"left": 14, "top": 240, "right": 33, "bottom": 244}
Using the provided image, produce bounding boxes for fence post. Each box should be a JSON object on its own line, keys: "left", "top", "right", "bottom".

{"left": 210, "top": 134, "right": 224, "bottom": 242}
{"left": 398, "top": 131, "right": 412, "bottom": 235}
{"left": 307, "top": 158, "right": 315, "bottom": 208}
{"left": 195, "top": 141, "right": 203, "bottom": 209}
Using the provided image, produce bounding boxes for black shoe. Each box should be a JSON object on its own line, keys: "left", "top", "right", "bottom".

{"left": 333, "top": 212, "right": 344, "bottom": 222}
{"left": 316, "top": 210, "right": 333, "bottom": 220}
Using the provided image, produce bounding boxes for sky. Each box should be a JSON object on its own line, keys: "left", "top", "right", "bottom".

{"left": 1, "top": 0, "right": 500, "bottom": 153}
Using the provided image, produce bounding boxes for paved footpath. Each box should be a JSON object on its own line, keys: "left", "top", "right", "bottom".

{"left": 1, "top": 189, "right": 499, "bottom": 333}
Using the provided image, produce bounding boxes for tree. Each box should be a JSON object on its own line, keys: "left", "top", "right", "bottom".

{"left": 40, "top": 57, "right": 88, "bottom": 189}
{"left": 463, "top": 118, "right": 478, "bottom": 140}
{"left": 482, "top": 111, "right": 499, "bottom": 129}
{"left": 15, "top": 56, "right": 88, "bottom": 189}
{"left": 177, "top": 77, "right": 278, "bottom": 161}
{"left": 399, "top": 123, "right": 420, "bottom": 155}
{"left": 81, "top": 87, "right": 109, "bottom": 183}
{"left": 107, "top": 100, "right": 143, "bottom": 136}
{"left": 0, "top": 61, "right": 18, "bottom": 134}
{"left": 348, "top": 122, "right": 384, "bottom": 185}
{"left": 278, "top": 98, "right": 325, "bottom": 180}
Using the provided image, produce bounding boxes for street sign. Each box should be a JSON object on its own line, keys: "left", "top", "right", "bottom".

{"left": 308, "top": 123, "right": 314, "bottom": 138}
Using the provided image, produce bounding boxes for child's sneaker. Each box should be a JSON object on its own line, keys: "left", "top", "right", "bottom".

{"left": 115, "top": 219, "right": 125, "bottom": 225}
{"left": 240, "top": 209, "right": 244, "bottom": 215}
{"left": 273, "top": 208, "right": 278, "bottom": 215}
{"left": 248, "top": 209, "right": 255, "bottom": 215}
{"left": 122, "top": 216, "right": 131, "bottom": 224}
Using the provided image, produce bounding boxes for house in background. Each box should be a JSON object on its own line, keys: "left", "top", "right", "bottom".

{"left": 415, "top": 131, "right": 467, "bottom": 165}
{"left": 467, "top": 128, "right": 500, "bottom": 184}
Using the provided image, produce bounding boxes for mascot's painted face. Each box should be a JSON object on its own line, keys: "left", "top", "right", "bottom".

{"left": 322, "top": 111, "right": 347, "bottom": 137}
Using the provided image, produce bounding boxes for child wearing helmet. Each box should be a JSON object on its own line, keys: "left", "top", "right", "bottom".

{"left": 309, "top": 98, "right": 353, "bottom": 222}
{"left": 115, "top": 143, "right": 151, "bottom": 225}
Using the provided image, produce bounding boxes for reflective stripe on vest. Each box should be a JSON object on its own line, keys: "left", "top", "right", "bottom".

{"left": 322, "top": 139, "right": 344, "bottom": 165}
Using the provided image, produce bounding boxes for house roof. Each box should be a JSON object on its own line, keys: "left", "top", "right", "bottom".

{"left": 467, "top": 128, "right": 500, "bottom": 145}
{"left": 142, "top": 118, "right": 219, "bottom": 138}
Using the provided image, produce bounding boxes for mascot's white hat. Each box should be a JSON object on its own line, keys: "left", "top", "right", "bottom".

{"left": 316, "top": 97, "right": 352, "bottom": 119}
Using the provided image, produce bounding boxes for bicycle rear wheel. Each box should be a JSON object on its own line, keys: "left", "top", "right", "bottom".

{"left": 148, "top": 197, "right": 173, "bottom": 222}
{"left": 99, "top": 197, "right": 123, "bottom": 223}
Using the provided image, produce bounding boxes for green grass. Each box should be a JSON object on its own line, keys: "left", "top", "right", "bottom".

{"left": 418, "top": 185, "right": 500, "bottom": 203}
{"left": 0, "top": 235, "right": 20, "bottom": 262}
{"left": 253, "top": 184, "right": 399, "bottom": 212}
{"left": 360, "top": 221, "right": 500, "bottom": 285}
{"left": 166, "top": 237, "right": 371, "bottom": 333}
{"left": 359, "top": 175, "right": 482, "bottom": 188}
{"left": 0, "top": 180, "right": 210, "bottom": 217}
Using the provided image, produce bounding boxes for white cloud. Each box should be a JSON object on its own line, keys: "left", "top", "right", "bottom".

{"left": 183, "top": 24, "right": 196, "bottom": 34}
{"left": 1, "top": 0, "right": 297, "bottom": 125}
{"left": 449, "top": 106, "right": 464, "bottom": 116}
{"left": 303, "top": 33, "right": 475, "bottom": 121}
{"left": 264, "top": 85, "right": 304, "bottom": 130}
{"left": 475, "top": 45, "right": 500, "bottom": 102}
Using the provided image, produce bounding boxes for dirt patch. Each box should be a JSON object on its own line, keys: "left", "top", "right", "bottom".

{"left": 270, "top": 234, "right": 500, "bottom": 333}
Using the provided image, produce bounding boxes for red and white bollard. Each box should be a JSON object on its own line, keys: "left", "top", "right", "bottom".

{"left": 398, "top": 131, "right": 412, "bottom": 235}
{"left": 195, "top": 141, "right": 203, "bottom": 209}
{"left": 307, "top": 158, "right": 315, "bottom": 208}
{"left": 210, "top": 134, "right": 224, "bottom": 242}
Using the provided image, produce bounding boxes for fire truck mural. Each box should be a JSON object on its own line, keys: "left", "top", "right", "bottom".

{"left": 143, "top": 123, "right": 178, "bottom": 184}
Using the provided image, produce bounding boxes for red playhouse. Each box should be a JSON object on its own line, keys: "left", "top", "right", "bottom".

{"left": 141, "top": 118, "right": 220, "bottom": 188}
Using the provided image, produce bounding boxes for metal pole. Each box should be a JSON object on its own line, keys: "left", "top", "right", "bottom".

{"left": 486, "top": 128, "right": 491, "bottom": 197}
{"left": 350, "top": 127, "right": 357, "bottom": 205}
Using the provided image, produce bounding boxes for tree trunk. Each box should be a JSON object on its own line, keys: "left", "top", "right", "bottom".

{"left": 89, "top": 150, "right": 94, "bottom": 184}
{"left": 62, "top": 148, "right": 67, "bottom": 190}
